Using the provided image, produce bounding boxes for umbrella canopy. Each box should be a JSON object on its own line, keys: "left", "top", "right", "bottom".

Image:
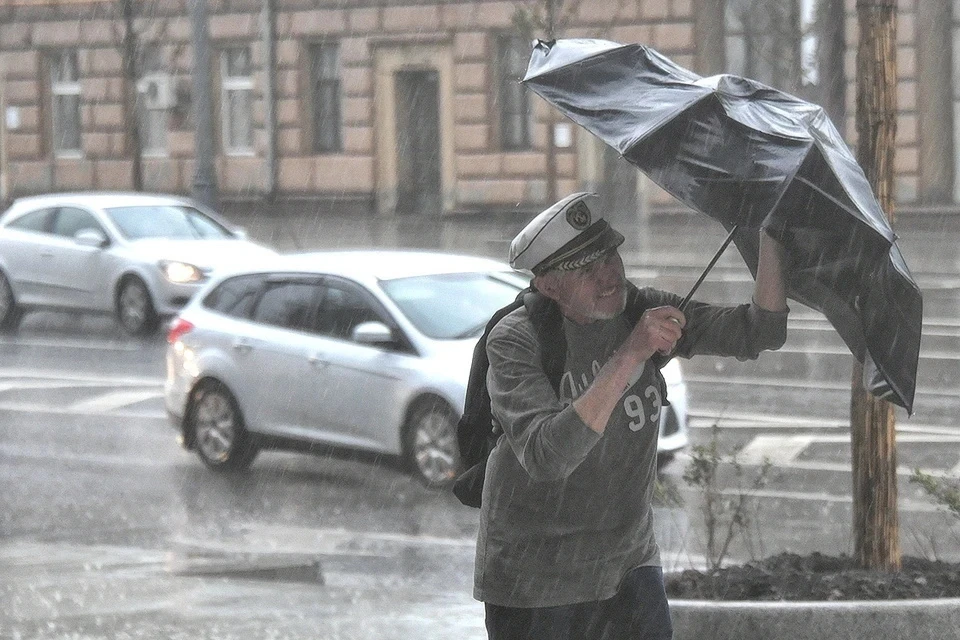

{"left": 523, "top": 38, "right": 922, "bottom": 414}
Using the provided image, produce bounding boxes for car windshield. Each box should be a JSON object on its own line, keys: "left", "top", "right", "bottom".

{"left": 381, "top": 271, "right": 528, "bottom": 340}
{"left": 104, "top": 205, "right": 234, "bottom": 240}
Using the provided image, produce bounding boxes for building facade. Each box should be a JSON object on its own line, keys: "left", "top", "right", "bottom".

{"left": 0, "top": 0, "right": 954, "bottom": 223}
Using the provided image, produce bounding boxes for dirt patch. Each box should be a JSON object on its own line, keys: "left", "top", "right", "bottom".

{"left": 665, "top": 552, "right": 960, "bottom": 601}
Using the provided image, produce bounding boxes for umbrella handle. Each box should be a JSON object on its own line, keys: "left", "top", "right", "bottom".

{"left": 677, "top": 224, "right": 739, "bottom": 312}
{"left": 652, "top": 224, "right": 738, "bottom": 368}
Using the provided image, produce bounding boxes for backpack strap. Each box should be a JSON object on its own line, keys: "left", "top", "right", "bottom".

{"left": 456, "top": 291, "right": 527, "bottom": 463}
{"left": 523, "top": 289, "right": 566, "bottom": 393}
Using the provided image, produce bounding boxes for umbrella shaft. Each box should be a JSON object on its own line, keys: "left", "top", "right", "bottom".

{"left": 679, "top": 224, "right": 739, "bottom": 311}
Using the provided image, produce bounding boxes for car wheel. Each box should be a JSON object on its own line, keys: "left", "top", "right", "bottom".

{"left": 189, "top": 380, "right": 259, "bottom": 471}
{"left": 0, "top": 271, "right": 23, "bottom": 333}
{"left": 116, "top": 277, "right": 159, "bottom": 336}
{"left": 404, "top": 398, "right": 461, "bottom": 487}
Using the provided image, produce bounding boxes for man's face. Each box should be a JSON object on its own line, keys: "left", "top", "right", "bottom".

{"left": 537, "top": 248, "right": 627, "bottom": 324}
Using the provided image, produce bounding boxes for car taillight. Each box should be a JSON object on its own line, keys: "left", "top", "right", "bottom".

{"left": 167, "top": 317, "right": 195, "bottom": 344}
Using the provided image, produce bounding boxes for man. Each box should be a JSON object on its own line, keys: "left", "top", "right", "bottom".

{"left": 475, "top": 192, "right": 788, "bottom": 639}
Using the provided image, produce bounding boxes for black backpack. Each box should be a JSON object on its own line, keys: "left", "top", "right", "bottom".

{"left": 452, "top": 283, "right": 663, "bottom": 508}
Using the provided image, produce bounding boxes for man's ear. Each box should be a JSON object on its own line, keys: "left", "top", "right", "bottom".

{"left": 533, "top": 271, "right": 563, "bottom": 302}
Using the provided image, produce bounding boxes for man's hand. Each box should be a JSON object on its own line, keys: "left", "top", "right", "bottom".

{"left": 572, "top": 305, "right": 685, "bottom": 434}
{"left": 624, "top": 306, "right": 686, "bottom": 360}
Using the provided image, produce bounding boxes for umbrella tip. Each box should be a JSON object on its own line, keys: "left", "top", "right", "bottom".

{"left": 535, "top": 38, "right": 557, "bottom": 52}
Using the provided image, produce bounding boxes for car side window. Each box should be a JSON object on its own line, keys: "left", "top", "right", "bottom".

{"left": 6, "top": 208, "right": 54, "bottom": 233}
{"left": 314, "top": 281, "right": 387, "bottom": 342}
{"left": 251, "top": 280, "right": 319, "bottom": 332}
{"left": 203, "top": 274, "right": 267, "bottom": 319}
{"left": 52, "top": 207, "right": 104, "bottom": 238}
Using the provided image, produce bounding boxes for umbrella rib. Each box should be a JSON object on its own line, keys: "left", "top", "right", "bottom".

{"left": 522, "top": 41, "right": 630, "bottom": 81}
{"left": 792, "top": 175, "right": 862, "bottom": 217}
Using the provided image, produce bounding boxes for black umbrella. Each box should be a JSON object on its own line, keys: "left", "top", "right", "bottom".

{"left": 523, "top": 38, "right": 922, "bottom": 414}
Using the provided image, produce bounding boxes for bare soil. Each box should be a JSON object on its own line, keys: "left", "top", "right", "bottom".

{"left": 665, "top": 552, "right": 960, "bottom": 601}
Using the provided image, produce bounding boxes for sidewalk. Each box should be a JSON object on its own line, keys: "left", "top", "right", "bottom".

{"left": 222, "top": 207, "right": 960, "bottom": 279}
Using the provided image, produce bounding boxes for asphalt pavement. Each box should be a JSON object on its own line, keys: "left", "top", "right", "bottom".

{"left": 3, "top": 207, "right": 957, "bottom": 639}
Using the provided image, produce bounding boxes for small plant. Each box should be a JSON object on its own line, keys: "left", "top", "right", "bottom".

{"left": 681, "top": 424, "right": 775, "bottom": 571}
{"left": 654, "top": 475, "right": 684, "bottom": 509}
{"left": 910, "top": 469, "right": 960, "bottom": 520}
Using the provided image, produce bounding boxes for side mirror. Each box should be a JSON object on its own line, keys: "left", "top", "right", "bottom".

{"left": 74, "top": 228, "right": 109, "bottom": 248}
{"left": 351, "top": 321, "right": 394, "bottom": 346}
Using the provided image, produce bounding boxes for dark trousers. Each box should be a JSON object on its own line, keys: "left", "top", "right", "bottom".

{"left": 484, "top": 566, "right": 672, "bottom": 640}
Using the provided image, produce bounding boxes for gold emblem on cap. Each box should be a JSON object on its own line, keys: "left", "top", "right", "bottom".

{"left": 566, "top": 201, "right": 591, "bottom": 230}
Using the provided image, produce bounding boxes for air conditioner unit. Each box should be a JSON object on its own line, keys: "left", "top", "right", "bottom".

{"left": 139, "top": 75, "right": 175, "bottom": 110}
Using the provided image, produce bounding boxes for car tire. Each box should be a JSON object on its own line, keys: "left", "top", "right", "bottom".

{"left": 116, "top": 276, "right": 159, "bottom": 336}
{"left": 188, "top": 380, "right": 259, "bottom": 471}
{"left": 403, "top": 397, "right": 461, "bottom": 487}
{"left": 0, "top": 270, "right": 23, "bottom": 333}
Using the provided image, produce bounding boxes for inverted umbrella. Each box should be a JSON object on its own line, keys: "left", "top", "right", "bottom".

{"left": 523, "top": 38, "right": 922, "bottom": 414}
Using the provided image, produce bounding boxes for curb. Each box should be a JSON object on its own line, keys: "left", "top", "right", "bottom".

{"left": 670, "top": 597, "right": 960, "bottom": 640}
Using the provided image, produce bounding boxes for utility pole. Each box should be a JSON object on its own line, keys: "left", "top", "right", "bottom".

{"left": 120, "top": 0, "right": 143, "bottom": 191}
{"left": 261, "top": 0, "right": 277, "bottom": 201}
{"left": 189, "top": 0, "right": 218, "bottom": 210}
{"left": 852, "top": 0, "right": 900, "bottom": 571}
{"left": 543, "top": 0, "right": 558, "bottom": 204}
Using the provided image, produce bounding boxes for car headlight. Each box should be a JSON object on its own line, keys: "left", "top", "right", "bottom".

{"left": 160, "top": 260, "right": 205, "bottom": 284}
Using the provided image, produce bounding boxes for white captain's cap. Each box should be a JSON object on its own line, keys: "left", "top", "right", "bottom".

{"left": 509, "top": 192, "right": 625, "bottom": 274}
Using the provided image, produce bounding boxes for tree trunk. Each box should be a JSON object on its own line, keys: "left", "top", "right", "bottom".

{"left": 121, "top": 0, "right": 143, "bottom": 191}
{"left": 852, "top": 0, "right": 900, "bottom": 571}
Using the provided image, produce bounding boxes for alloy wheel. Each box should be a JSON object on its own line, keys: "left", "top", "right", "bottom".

{"left": 117, "top": 278, "right": 157, "bottom": 335}
{"left": 410, "top": 403, "right": 460, "bottom": 486}
{"left": 194, "top": 388, "right": 238, "bottom": 464}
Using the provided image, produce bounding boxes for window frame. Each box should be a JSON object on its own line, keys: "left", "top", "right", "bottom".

{"left": 219, "top": 45, "right": 255, "bottom": 156}
{"left": 202, "top": 273, "right": 270, "bottom": 320}
{"left": 5, "top": 208, "right": 55, "bottom": 235}
{"left": 724, "top": 0, "right": 806, "bottom": 93}
{"left": 248, "top": 275, "right": 324, "bottom": 333}
{"left": 51, "top": 207, "right": 106, "bottom": 240}
{"left": 307, "top": 41, "right": 343, "bottom": 154}
{"left": 50, "top": 50, "right": 82, "bottom": 158}
{"left": 136, "top": 44, "right": 169, "bottom": 157}
{"left": 314, "top": 276, "right": 415, "bottom": 354}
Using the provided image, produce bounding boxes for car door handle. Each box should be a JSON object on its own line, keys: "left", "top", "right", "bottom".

{"left": 232, "top": 339, "right": 254, "bottom": 353}
{"left": 308, "top": 354, "right": 329, "bottom": 368}
{"left": 40, "top": 251, "right": 55, "bottom": 258}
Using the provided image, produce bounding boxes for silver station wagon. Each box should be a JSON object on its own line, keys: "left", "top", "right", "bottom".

{"left": 0, "top": 192, "right": 275, "bottom": 335}
{"left": 165, "top": 250, "right": 689, "bottom": 485}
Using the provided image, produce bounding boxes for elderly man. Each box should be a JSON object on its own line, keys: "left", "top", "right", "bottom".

{"left": 474, "top": 192, "right": 789, "bottom": 639}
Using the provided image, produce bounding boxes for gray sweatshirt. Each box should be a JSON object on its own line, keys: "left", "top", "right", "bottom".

{"left": 474, "top": 288, "right": 788, "bottom": 608}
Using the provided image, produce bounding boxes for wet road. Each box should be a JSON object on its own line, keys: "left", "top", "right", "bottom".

{"left": 2, "top": 216, "right": 959, "bottom": 639}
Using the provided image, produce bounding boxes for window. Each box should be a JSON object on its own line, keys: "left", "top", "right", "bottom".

{"left": 251, "top": 281, "right": 318, "bottom": 331}
{"left": 381, "top": 272, "right": 525, "bottom": 339}
{"left": 136, "top": 45, "right": 168, "bottom": 155}
{"left": 725, "top": 0, "right": 814, "bottom": 94}
{"left": 496, "top": 35, "right": 533, "bottom": 150}
{"left": 104, "top": 205, "right": 233, "bottom": 240}
{"left": 6, "top": 209, "right": 54, "bottom": 234}
{"left": 308, "top": 43, "right": 342, "bottom": 153}
{"left": 51, "top": 50, "right": 81, "bottom": 155}
{"left": 314, "top": 281, "right": 385, "bottom": 341}
{"left": 52, "top": 207, "right": 103, "bottom": 239}
{"left": 220, "top": 47, "right": 254, "bottom": 154}
{"left": 203, "top": 274, "right": 267, "bottom": 319}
